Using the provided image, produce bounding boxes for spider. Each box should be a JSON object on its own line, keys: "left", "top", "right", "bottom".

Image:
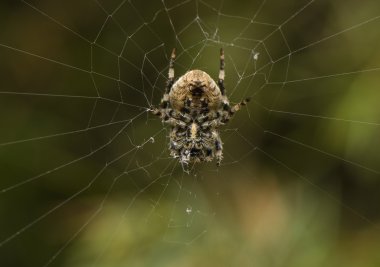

{"left": 151, "top": 48, "right": 249, "bottom": 166}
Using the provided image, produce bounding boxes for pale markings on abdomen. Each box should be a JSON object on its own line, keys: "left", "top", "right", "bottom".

{"left": 190, "top": 123, "right": 198, "bottom": 139}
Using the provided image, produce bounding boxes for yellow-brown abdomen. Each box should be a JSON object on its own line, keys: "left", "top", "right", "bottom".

{"left": 169, "top": 70, "right": 223, "bottom": 111}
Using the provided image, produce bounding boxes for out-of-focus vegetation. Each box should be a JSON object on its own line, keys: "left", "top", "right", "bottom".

{"left": 0, "top": 0, "right": 380, "bottom": 266}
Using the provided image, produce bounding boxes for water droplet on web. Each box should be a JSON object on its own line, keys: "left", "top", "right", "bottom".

{"left": 186, "top": 206, "right": 192, "bottom": 214}
{"left": 253, "top": 52, "right": 260, "bottom": 61}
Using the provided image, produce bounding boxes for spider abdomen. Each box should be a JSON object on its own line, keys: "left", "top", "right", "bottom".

{"left": 169, "top": 70, "right": 224, "bottom": 111}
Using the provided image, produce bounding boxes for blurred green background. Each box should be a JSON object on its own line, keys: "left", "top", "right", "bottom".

{"left": 1, "top": 0, "right": 380, "bottom": 266}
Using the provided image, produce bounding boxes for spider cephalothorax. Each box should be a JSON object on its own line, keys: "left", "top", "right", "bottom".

{"left": 152, "top": 48, "right": 249, "bottom": 166}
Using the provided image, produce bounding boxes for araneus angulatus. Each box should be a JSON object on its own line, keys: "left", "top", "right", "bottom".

{"left": 152, "top": 48, "right": 249, "bottom": 166}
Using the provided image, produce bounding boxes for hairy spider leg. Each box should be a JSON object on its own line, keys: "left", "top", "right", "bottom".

{"left": 218, "top": 48, "right": 225, "bottom": 95}
{"left": 151, "top": 48, "right": 176, "bottom": 117}
{"left": 167, "top": 48, "right": 176, "bottom": 93}
{"left": 195, "top": 96, "right": 250, "bottom": 126}
{"left": 219, "top": 97, "right": 251, "bottom": 123}
{"left": 161, "top": 48, "right": 176, "bottom": 108}
{"left": 163, "top": 110, "right": 192, "bottom": 126}
{"left": 229, "top": 98, "right": 251, "bottom": 115}
{"left": 215, "top": 137, "right": 223, "bottom": 166}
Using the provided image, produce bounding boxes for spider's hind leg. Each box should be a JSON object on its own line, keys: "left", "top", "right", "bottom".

{"left": 215, "top": 137, "right": 223, "bottom": 166}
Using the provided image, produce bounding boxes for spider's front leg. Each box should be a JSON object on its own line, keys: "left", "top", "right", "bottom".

{"left": 167, "top": 48, "right": 176, "bottom": 92}
{"left": 151, "top": 48, "right": 177, "bottom": 118}
{"left": 218, "top": 48, "right": 226, "bottom": 96}
{"left": 216, "top": 48, "right": 250, "bottom": 123}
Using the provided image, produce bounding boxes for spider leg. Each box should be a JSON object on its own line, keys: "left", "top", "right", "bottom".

{"left": 161, "top": 48, "right": 175, "bottom": 108}
{"left": 160, "top": 48, "right": 176, "bottom": 108}
{"left": 151, "top": 48, "right": 176, "bottom": 116}
{"left": 218, "top": 97, "right": 250, "bottom": 123}
{"left": 204, "top": 146, "right": 214, "bottom": 162}
{"left": 215, "top": 136, "right": 223, "bottom": 166}
{"left": 167, "top": 48, "right": 176, "bottom": 93}
{"left": 229, "top": 97, "right": 251, "bottom": 115}
{"left": 170, "top": 127, "right": 184, "bottom": 159}
{"left": 196, "top": 111, "right": 220, "bottom": 129}
{"left": 168, "top": 110, "right": 192, "bottom": 126}
{"left": 218, "top": 48, "right": 226, "bottom": 95}
{"left": 151, "top": 107, "right": 162, "bottom": 116}
{"left": 153, "top": 108, "right": 192, "bottom": 129}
